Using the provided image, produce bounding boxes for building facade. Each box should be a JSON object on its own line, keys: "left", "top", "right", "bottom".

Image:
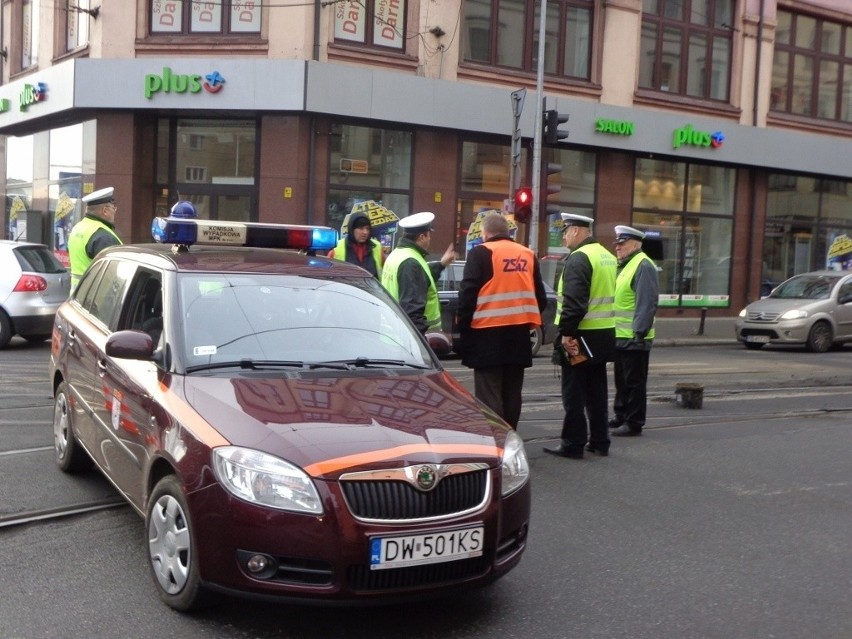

{"left": 0, "top": 0, "right": 850, "bottom": 317}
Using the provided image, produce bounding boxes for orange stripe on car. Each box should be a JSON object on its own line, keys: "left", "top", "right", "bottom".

{"left": 154, "top": 381, "right": 230, "bottom": 448}
{"left": 304, "top": 443, "right": 502, "bottom": 478}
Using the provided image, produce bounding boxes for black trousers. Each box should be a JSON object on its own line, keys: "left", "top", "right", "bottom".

{"left": 612, "top": 349, "right": 651, "bottom": 430}
{"left": 559, "top": 360, "right": 610, "bottom": 452}
{"left": 473, "top": 365, "right": 525, "bottom": 429}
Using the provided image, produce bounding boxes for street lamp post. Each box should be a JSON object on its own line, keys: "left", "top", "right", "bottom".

{"left": 529, "top": 0, "right": 548, "bottom": 254}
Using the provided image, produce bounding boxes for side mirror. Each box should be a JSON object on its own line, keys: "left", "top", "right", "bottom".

{"left": 106, "top": 330, "right": 156, "bottom": 361}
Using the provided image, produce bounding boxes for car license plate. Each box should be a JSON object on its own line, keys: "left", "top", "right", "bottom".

{"left": 746, "top": 335, "right": 770, "bottom": 343}
{"left": 369, "top": 525, "right": 484, "bottom": 570}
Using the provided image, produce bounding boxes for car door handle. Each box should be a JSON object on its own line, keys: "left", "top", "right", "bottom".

{"left": 97, "top": 359, "right": 108, "bottom": 375}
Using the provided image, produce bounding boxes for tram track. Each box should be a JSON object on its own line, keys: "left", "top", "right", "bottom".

{"left": 0, "top": 499, "right": 127, "bottom": 529}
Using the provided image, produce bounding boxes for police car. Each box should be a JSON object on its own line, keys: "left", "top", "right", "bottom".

{"left": 48, "top": 207, "right": 530, "bottom": 610}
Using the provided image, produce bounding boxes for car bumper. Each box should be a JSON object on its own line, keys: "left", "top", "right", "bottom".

{"left": 735, "top": 318, "right": 812, "bottom": 345}
{"left": 10, "top": 312, "right": 58, "bottom": 336}
{"left": 189, "top": 475, "right": 530, "bottom": 602}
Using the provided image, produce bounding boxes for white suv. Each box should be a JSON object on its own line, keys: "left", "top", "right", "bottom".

{"left": 0, "top": 240, "right": 70, "bottom": 348}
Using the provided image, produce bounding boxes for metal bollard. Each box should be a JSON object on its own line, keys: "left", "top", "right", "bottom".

{"left": 698, "top": 307, "right": 707, "bottom": 336}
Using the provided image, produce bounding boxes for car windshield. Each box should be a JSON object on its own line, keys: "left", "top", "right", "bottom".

{"left": 771, "top": 274, "right": 840, "bottom": 300}
{"left": 178, "top": 273, "right": 434, "bottom": 371}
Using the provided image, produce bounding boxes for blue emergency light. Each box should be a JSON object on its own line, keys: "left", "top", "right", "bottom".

{"left": 151, "top": 217, "right": 337, "bottom": 252}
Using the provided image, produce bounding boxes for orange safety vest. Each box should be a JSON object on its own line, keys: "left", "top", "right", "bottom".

{"left": 471, "top": 241, "right": 542, "bottom": 329}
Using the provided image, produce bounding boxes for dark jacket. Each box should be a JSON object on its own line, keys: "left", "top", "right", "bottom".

{"left": 557, "top": 237, "right": 616, "bottom": 363}
{"left": 457, "top": 236, "right": 547, "bottom": 369}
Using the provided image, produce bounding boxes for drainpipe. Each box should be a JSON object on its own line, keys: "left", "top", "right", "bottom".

{"left": 746, "top": 0, "right": 765, "bottom": 303}
{"left": 306, "top": 0, "right": 322, "bottom": 225}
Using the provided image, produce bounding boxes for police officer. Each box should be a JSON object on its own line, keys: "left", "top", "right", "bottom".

{"left": 328, "top": 210, "right": 383, "bottom": 278}
{"left": 68, "top": 187, "right": 122, "bottom": 290}
{"left": 544, "top": 213, "right": 617, "bottom": 459}
{"left": 610, "top": 225, "right": 659, "bottom": 437}
{"left": 382, "top": 212, "right": 456, "bottom": 335}
{"left": 457, "top": 213, "right": 547, "bottom": 429}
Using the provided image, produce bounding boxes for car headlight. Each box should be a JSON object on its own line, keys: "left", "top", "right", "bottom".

{"left": 501, "top": 430, "right": 530, "bottom": 496}
{"left": 780, "top": 309, "right": 808, "bottom": 320}
{"left": 738, "top": 308, "right": 747, "bottom": 318}
{"left": 213, "top": 446, "right": 323, "bottom": 514}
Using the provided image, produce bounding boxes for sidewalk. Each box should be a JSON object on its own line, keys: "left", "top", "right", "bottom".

{"left": 652, "top": 316, "right": 739, "bottom": 346}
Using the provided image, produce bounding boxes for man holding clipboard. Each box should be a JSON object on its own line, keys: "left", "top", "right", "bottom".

{"left": 544, "top": 213, "right": 617, "bottom": 460}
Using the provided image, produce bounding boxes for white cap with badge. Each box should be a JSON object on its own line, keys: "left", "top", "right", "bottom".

{"left": 82, "top": 187, "right": 115, "bottom": 207}
{"left": 560, "top": 213, "right": 594, "bottom": 228}
{"left": 398, "top": 211, "right": 435, "bottom": 235}
{"left": 614, "top": 225, "right": 646, "bottom": 243}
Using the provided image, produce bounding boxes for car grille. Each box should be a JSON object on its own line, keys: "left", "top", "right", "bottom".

{"left": 347, "top": 556, "right": 489, "bottom": 591}
{"left": 340, "top": 464, "right": 490, "bottom": 523}
{"left": 746, "top": 311, "right": 781, "bottom": 321}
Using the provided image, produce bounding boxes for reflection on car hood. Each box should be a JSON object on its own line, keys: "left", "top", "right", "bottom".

{"left": 745, "top": 297, "right": 829, "bottom": 314}
{"left": 181, "top": 371, "right": 506, "bottom": 478}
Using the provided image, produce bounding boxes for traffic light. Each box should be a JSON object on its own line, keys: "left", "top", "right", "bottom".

{"left": 543, "top": 109, "right": 569, "bottom": 145}
{"left": 543, "top": 160, "right": 563, "bottom": 218}
{"left": 513, "top": 187, "right": 533, "bottom": 224}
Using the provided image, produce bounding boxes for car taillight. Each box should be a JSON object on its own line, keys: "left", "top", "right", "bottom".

{"left": 13, "top": 274, "right": 47, "bottom": 292}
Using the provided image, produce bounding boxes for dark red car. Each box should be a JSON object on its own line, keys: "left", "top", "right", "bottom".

{"left": 49, "top": 218, "right": 530, "bottom": 611}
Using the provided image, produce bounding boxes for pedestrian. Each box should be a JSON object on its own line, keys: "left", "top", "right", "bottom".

{"left": 456, "top": 212, "right": 547, "bottom": 429}
{"left": 68, "top": 186, "right": 122, "bottom": 291}
{"left": 381, "top": 212, "right": 457, "bottom": 335}
{"left": 544, "top": 213, "right": 617, "bottom": 459}
{"left": 610, "top": 225, "right": 659, "bottom": 437}
{"left": 328, "top": 210, "right": 384, "bottom": 278}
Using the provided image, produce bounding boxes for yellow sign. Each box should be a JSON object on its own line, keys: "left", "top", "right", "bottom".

{"left": 9, "top": 195, "right": 26, "bottom": 221}
{"left": 55, "top": 192, "right": 76, "bottom": 220}
{"left": 465, "top": 209, "right": 518, "bottom": 250}
{"left": 283, "top": 187, "right": 293, "bottom": 199}
{"left": 827, "top": 234, "right": 852, "bottom": 260}
{"left": 342, "top": 200, "right": 400, "bottom": 235}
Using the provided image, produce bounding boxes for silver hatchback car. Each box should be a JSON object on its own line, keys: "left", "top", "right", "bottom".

{"left": 0, "top": 240, "right": 70, "bottom": 348}
{"left": 735, "top": 270, "right": 852, "bottom": 352}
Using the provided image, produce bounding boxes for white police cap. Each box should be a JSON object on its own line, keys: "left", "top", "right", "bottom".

{"left": 399, "top": 211, "right": 435, "bottom": 235}
{"left": 614, "top": 225, "right": 646, "bottom": 243}
{"left": 561, "top": 213, "right": 594, "bottom": 228}
{"left": 82, "top": 187, "right": 115, "bottom": 207}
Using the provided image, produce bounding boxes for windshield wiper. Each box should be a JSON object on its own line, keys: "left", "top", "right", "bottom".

{"left": 186, "top": 359, "right": 306, "bottom": 373}
{"left": 321, "top": 358, "right": 431, "bottom": 370}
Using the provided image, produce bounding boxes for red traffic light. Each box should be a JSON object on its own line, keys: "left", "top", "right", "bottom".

{"left": 513, "top": 187, "right": 533, "bottom": 224}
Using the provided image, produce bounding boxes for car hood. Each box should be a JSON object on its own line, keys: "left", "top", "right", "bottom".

{"left": 745, "top": 297, "right": 830, "bottom": 315}
{"left": 180, "top": 371, "right": 508, "bottom": 479}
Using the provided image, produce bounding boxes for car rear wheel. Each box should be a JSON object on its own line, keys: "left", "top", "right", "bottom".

{"left": 530, "top": 326, "right": 543, "bottom": 357}
{"left": 806, "top": 321, "right": 833, "bottom": 353}
{"left": 0, "top": 309, "right": 13, "bottom": 349}
{"left": 53, "top": 381, "right": 92, "bottom": 473}
{"left": 147, "top": 476, "right": 207, "bottom": 611}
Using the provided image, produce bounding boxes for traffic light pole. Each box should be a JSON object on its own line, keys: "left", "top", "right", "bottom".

{"left": 529, "top": 0, "right": 547, "bottom": 254}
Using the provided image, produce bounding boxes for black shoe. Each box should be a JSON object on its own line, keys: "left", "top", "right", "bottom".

{"left": 543, "top": 444, "right": 584, "bottom": 459}
{"left": 610, "top": 425, "right": 642, "bottom": 437}
{"left": 585, "top": 443, "right": 609, "bottom": 456}
{"left": 608, "top": 419, "right": 624, "bottom": 429}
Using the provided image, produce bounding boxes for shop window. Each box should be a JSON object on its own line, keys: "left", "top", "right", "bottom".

{"left": 633, "top": 158, "right": 735, "bottom": 308}
{"left": 638, "top": 0, "right": 733, "bottom": 101}
{"left": 327, "top": 124, "right": 412, "bottom": 244}
{"left": 462, "top": 0, "right": 594, "bottom": 81}
{"left": 764, "top": 174, "right": 852, "bottom": 283}
{"left": 771, "top": 10, "right": 852, "bottom": 122}
{"left": 21, "top": 0, "right": 40, "bottom": 69}
{"left": 150, "top": 1, "right": 261, "bottom": 35}
{"left": 333, "top": 0, "right": 406, "bottom": 50}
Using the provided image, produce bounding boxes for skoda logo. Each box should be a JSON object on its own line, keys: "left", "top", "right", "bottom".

{"left": 415, "top": 465, "right": 438, "bottom": 491}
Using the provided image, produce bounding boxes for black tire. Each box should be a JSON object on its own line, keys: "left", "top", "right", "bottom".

{"left": 0, "top": 309, "right": 13, "bottom": 349}
{"left": 147, "top": 476, "right": 207, "bottom": 611}
{"left": 743, "top": 342, "right": 764, "bottom": 350}
{"left": 529, "top": 326, "right": 543, "bottom": 357}
{"left": 53, "top": 381, "right": 92, "bottom": 473}
{"left": 806, "top": 321, "right": 833, "bottom": 353}
{"left": 22, "top": 333, "right": 52, "bottom": 344}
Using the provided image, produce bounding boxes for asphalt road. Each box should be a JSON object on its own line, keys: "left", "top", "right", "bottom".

{"left": 1, "top": 339, "right": 851, "bottom": 638}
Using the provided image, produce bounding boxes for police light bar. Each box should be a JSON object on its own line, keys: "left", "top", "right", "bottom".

{"left": 151, "top": 217, "right": 338, "bottom": 252}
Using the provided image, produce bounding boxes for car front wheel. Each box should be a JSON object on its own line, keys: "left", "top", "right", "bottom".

{"left": 53, "top": 381, "right": 92, "bottom": 473}
{"left": 530, "top": 326, "right": 543, "bottom": 356}
{"left": 806, "top": 321, "right": 833, "bottom": 353}
{"left": 147, "top": 476, "right": 207, "bottom": 611}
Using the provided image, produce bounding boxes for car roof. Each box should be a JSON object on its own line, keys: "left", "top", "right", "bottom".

{"left": 0, "top": 239, "right": 49, "bottom": 249}
{"left": 98, "top": 243, "right": 372, "bottom": 278}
